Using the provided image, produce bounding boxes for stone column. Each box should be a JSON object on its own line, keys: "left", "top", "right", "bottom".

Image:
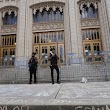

{"left": 99, "top": 0, "right": 110, "bottom": 53}
{"left": 0, "top": 12, "right": 2, "bottom": 58}
{"left": 75, "top": 2, "right": 83, "bottom": 57}
{"left": 64, "top": 0, "right": 72, "bottom": 54}
{"left": 103, "top": 0, "right": 110, "bottom": 52}
{"left": 64, "top": 0, "right": 72, "bottom": 64}
{"left": 15, "top": 0, "right": 27, "bottom": 66}
{"left": 65, "top": 0, "right": 83, "bottom": 64}
{"left": 98, "top": 1, "right": 106, "bottom": 52}
{"left": 68, "top": 0, "right": 83, "bottom": 54}
{"left": 24, "top": 0, "right": 33, "bottom": 59}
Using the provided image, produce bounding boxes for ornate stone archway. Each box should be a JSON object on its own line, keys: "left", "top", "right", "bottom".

{"left": 31, "top": 2, "right": 65, "bottom": 65}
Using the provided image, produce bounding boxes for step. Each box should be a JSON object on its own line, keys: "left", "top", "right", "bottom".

{"left": 0, "top": 64, "right": 110, "bottom": 83}
{"left": 0, "top": 82, "right": 110, "bottom": 110}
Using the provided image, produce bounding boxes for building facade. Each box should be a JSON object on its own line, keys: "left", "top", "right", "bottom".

{"left": 0, "top": 0, "right": 110, "bottom": 67}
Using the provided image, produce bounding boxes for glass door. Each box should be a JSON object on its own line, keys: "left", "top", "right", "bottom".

{"left": 2, "top": 48, "right": 8, "bottom": 66}
{"left": 9, "top": 48, "right": 15, "bottom": 66}
{"left": 83, "top": 43, "right": 92, "bottom": 62}
{"left": 33, "top": 46, "right": 39, "bottom": 60}
{"left": 1, "top": 47, "right": 15, "bottom": 66}
{"left": 49, "top": 45, "right": 57, "bottom": 52}
{"left": 83, "top": 42, "right": 102, "bottom": 62}
{"left": 40, "top": 45, "right": 57, "bottom": 65}
{"left": 40, "top": 45, "right": 48, "bottom": 65}
{"left": 93, "top": 42, "right": 102, "bottom": 61}
{"left": 58, "top": 44, "right": 65, "bottom": 64}
{"left": 33, "top": 31, "right": 65, "bottom": 66}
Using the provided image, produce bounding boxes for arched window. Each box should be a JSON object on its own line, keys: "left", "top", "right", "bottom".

{"left": 42, "top": 9, "right": 48, "bottom": 22}
{"left": 33, "top": 7, "right": 64, "bottom": 23}
{"left": 3, "top": 11, "right": 17, "bottom": 25}
{"left": 3, "top": 12, "right": 9, "bottom": 25}
{"left": 33, "top": 10, "right": 38, "bottom": 22}
{"left": 82, "top": 29, "right": 100, "bottom": 41}
{"left": 48, "top": 8, "right": 53, "bottom": 21}
{"left": 10, "top": 11, "right": 17, "bottom": 24}
{"left": 55, "top": 7, "right": 60, "bottom": 21}
{"left": 80, "top": 3, "right": 98, "bottom": 19}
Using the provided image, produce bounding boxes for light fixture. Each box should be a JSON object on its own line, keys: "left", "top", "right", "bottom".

{"left": 49, "top": 40, "right": 51, "bottom": 42}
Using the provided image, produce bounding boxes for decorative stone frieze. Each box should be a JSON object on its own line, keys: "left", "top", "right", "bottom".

{"left": 32, "top": 21, "right": 64, "bottom": 32}
{"left": 78, "top": 0, "right": 100, "bottom": 4}
{"left": 78, "top": 2, "right": 99, "bottom": 10}
{"left": 78, "top": 0, "right": 100, "bottom": 12}
{"left": 31, "top": 2, "right": 64, "bottom": 14}
{"left": 81, "top": 19, "right": 100, "bottom": 28}
{"left": 1, "top": 25, "right": 17, "bottom": 34}
{"left": 32, "top": 22, "right": 64, "bottom": 32}
{"left": 1, "top": 7, "right": 18, "bottom": 17}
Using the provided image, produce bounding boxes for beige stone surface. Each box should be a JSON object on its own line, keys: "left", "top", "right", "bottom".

{"left": 0, "top": 82, "right": 110, "bottom": 105}
{"left": 0, "top": 0, "right": 110, "bottom": 62}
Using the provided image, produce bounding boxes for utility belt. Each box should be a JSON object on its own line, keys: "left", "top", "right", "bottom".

{"left": 50, "top": 64, "right": 58, "bottom": 69}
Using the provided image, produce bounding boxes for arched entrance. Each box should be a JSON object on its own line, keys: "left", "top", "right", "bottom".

{"left": 0, "top": 35, "right": 16, "bottom": 66}
{"left": 82, "top": 29, "right": 103, "bottom": 62}
{"left": 32, "top": 2, "right": 65, "bottom": 66}
{"left": 33, "top": 31, "right": 65, "bottom": 65}
{"left": 0, "top": 7, "right": 18, "bottom": 66}
{"left": 78, "top": 1, "right": 103, "bottom": 62}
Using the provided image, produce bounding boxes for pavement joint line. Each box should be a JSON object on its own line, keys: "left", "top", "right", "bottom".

{"left": 1, "top": 82, "right": 110, "bottom": 105}
{"left": 54, "top": 84, "right": 63, "bottom": 99}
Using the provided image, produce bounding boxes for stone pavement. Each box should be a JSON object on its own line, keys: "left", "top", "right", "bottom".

{"left": 0, "top": 82, "right": 110, "bottom": 110}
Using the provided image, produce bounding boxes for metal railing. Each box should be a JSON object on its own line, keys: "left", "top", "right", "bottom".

{"left": 0, "top": 52, "right": 110, "bottom": 83}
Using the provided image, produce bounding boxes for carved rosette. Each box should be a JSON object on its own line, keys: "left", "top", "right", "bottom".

{"left": 81, "top": 19, "right": 100, "bottom": 28}
{"left": 32, "top": 22, "right": 64, "bottom": 32}
{"left": 1, "top": 25, "right": 17, "bottom": 34}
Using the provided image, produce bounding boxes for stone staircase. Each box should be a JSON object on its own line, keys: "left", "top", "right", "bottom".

{"left": 61, "top": 64, "right": 105, "bottom": 82}
{"left": 0, "top": 63, "right": 110, "bottom": 84}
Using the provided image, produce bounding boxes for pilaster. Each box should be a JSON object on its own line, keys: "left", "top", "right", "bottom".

{"left": 0, "top": 12, "right": 2, "bottom": 58}
{"left": 24, "top": 0, "right": 33, "bottom": 58}
{"left": 15, "top": 0, "right": 27, "bottom": 66}
{"left": 68, "top": 0, "right": 82, "bottom": 55}
{"left": 99, "top": 0, "right": 110, "bottom": 52}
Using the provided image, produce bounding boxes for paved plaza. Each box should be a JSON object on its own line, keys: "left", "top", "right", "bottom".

{"left": 0, "top": 82, "right": 110, "bottom": 106}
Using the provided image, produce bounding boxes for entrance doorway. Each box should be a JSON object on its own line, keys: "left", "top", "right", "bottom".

{"left": 0, "top": 35, "right": 16, "bottom": 66}
{"left": 1, "top": 47, "right": 15, "bottom": 66}
{"left": 33, "top": 44, "right": 65, "bottom": 66}
{"left": 82, "top": 29, "right": 103, "bottom": 62}
{"left": 33, "top": 31, "right": 65, "bottom": 66}
{"left": 83, "top": 42, "right": 103, "bottom": 62}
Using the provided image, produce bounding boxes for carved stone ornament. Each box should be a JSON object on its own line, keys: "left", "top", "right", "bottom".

{"left": 32, "top": 22, "right": 64, "bottom": 32}
{"left": 77, "top": 0, "right": 100, "bottom": 4}
{"left": 31, "top": 2, "right": 64, "bottom": 14}
{"left": 81, "top": 19, "right": 100, "bottom": 28}
{"left": 0, "top": 6, "right": 18, "bottom": 17}
{"left": 1, "top": 25, "right": 17, "bottom": 34}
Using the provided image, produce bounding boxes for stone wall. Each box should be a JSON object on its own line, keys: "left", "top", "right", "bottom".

{"left": 0, "top": 0, "right": 110, "bottom": 63}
